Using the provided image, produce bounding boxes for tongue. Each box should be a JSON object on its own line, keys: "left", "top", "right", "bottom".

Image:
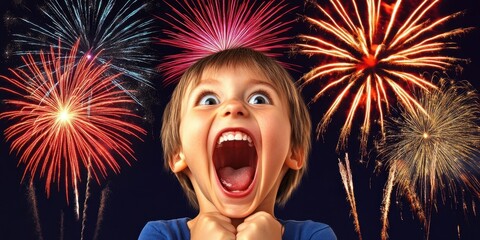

{"left": 218, "top": 166, "right": 254, "bottom": 191}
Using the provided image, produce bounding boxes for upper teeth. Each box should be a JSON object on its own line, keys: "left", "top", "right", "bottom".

{"left": 218, "top": 131, "right": 253, "bottom": 145}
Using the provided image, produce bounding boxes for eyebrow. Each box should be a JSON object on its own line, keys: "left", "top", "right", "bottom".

{"left": 195, "top": 78, "right": 220, "bottom": 86}
{"left": 249, "top": 79, "right": 276, "bottom": 90}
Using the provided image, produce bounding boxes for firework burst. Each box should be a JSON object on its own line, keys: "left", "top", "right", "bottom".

{"left": 12, "top": 0, "right": 156, "bottom": 100}
{"left": 298, "top": 0, "right": 472, "bottom": 155}
{"left": 158, "top": 0, "right": 295, "bottom": 84}
{"left": 0, "top": 41, "right": 146, "bottom": 201}
{"left": 377, "top": 77, "right": 480, "bottom": 237}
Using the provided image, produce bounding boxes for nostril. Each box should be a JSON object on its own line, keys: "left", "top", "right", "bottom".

{"left": 224, "top": 110, "right": 243, "bottom": 116}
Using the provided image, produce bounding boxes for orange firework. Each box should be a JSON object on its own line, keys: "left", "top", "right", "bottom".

{"left": 0, "top": 41, "right": 146, "bottom": 201}
{"left": 298, "top": 0, "right": 471, "bottom": 155}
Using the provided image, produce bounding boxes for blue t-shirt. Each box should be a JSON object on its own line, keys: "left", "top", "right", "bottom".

{"left": 138, "top": 217, "right": 336, "bottom": 240}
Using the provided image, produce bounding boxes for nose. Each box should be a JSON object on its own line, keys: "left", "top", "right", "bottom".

{"left": 221, "top": 99, "right": 249, "bottom": 118}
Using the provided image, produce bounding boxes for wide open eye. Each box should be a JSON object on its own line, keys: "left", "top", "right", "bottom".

{"left": 198, "top": 94, "right": 220, "bottom": 105}
{"left": 248, "top": 93, "right": 271, "bottom": 105}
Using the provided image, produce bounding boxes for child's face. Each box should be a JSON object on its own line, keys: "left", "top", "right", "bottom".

{"left": 174, "top": 64, "right": 300, "bottom": 218}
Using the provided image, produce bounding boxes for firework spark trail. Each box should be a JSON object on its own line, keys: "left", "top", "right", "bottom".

{"left": 27, "top": 182, "right": 44, "bottom": 240}
{"left": 338, "top": 154, "right": 362, "bottom": 240}
{"left": 457, "top": 225, "right": 461, "bottom": 239}
{"left": 80, "top": 161, "right": 92, "bottom": 240}
{"left": 93, "top": 183, "right": 111, "bottom": 240}
{"left": 60, "top": 210, "right": 64, "bottom": 240}
{"left": 403, "top": 179, "right": 427, "bottom": 227}
{"left": 0, "top": 40, "right": 146, "bottom": 202}
{"left": 158, "top": 0, "right": 295, "bottom": 84}
{"left": 298, "top": 0, "right": 472, "bottom": 156}
{"left": 378, "top": 77, "right": 480, "bottom": 237}
{"left": 380, "top": 160, "right": 396, "bottom": 240}
{"left": 13, "top": 0, "right": 156, "bottom": 99}
{"left": 74, "top": 174, "right": 80, "bottom": 219}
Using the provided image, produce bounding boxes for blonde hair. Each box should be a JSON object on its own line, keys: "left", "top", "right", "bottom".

{"left": 161, "top": 48, "right": 311, "bottom": 208}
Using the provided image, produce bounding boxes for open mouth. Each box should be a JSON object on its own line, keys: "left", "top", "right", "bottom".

{"left": 213, "top": 130, "right": 257, "bottom": 194}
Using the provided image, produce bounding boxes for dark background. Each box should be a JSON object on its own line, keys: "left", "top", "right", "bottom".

{"left": 1, "top": 0, "right": 479, "bottom": 239}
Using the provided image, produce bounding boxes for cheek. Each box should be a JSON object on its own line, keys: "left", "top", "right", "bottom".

{"left": 259, "top": 112, "right": 291, "bottom": 161}
{"left": 179, "top": 112, "right": 212, "bottom": 157}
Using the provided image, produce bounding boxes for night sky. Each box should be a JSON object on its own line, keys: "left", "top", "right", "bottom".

{"left": 1, "top": 0, "right": 479, "bottom": 239}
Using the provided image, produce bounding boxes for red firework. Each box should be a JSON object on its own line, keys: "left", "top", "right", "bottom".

{"left": 158, "top": 0, "right": 295, "bottom": 84}
{"left": 0, "top": 41, "right": 146, "bottom": 201}
{"left": 298, "top": 0, "right": 471, "bottom": 155}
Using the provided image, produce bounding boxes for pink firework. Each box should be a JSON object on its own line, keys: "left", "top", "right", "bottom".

{"left": 158, "top": 0, "right": 295, "bottom": 84}
{"left": 0, "top": 41, "right": 146, "bottom": 201}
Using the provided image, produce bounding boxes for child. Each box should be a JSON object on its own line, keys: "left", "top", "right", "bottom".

{"left": 139, "top": 48, "right": 336, "bottom": 239}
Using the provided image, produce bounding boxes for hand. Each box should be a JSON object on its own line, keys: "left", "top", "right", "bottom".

{"left": 236, "top": 211, "right": 283, "bottom": 240}
{"left": 189, "top": 212, "right": 236, "bottom": 240}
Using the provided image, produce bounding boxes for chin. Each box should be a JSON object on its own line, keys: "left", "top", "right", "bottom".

{"left": 218, "top": 204, "right": 256, "bottom": 219}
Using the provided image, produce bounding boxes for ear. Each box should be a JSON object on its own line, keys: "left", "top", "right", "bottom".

{"left": 169, "top": 151, "right": 188, "bottom": 173}
{"left": 285, "top": 147, "right": 305, "bottom": 170}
